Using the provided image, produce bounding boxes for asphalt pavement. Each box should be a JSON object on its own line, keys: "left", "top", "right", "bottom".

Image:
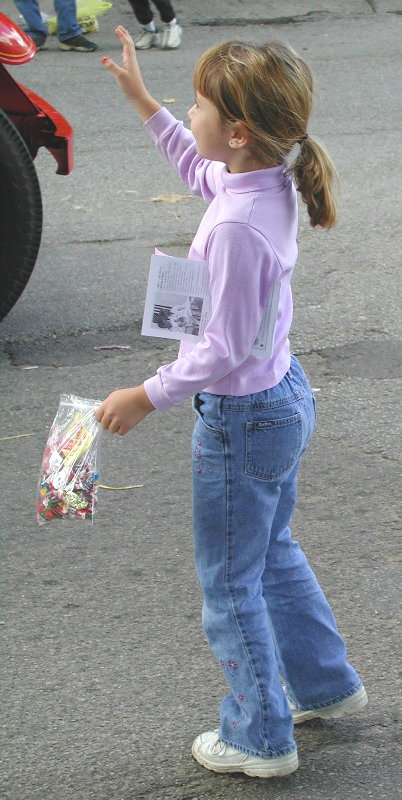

{"left": 1, "top": 1, "right": 401, "bottom": 799}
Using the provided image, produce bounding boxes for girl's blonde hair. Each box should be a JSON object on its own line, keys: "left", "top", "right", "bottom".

{"left": 193, "top": 40, "right": 338, "bottom": 229}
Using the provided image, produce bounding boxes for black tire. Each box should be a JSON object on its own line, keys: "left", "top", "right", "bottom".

{"left": 0, "top": 109, "right": 43, "bottom": 321}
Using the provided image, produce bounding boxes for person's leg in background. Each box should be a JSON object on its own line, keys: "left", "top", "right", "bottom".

{"left": 153, "top": 0, "right": 181, "bottom": 49}
{"left": 14, "top": 0, "right": 48, "bottom": 49}
{"left": 55, "top": 0, "right": 98, "bottom": 51}
{"left": 14, "top": 0, "right": 98, "bottom": 51}
{"left": 126, "top": 0, "right": 181, "bottom": 50}
{"left": 126, "top": 0, "right": 154, "bottom": 26}
{"left": 126, "top": 0, "right": 159, "bottom": 49}
{"left": 54, "top": 0, "right": 80, "bottom": 40}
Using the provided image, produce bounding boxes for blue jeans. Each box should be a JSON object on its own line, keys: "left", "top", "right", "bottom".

{"left": 14, "top": 0, "right": 81, "bottom": 41}
{"left": 192, "top": 356, "right": 362, "bottom": 759}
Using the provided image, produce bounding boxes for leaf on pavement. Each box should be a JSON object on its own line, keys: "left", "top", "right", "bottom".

{"left": 149, "top": 193, "right": 195, "bottom": 203}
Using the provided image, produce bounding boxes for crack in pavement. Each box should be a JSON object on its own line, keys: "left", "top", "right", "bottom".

{"left": 189, "top": 10, "right": 377, "bottom": 27}
{"left": 0, "top": 326, "right": 176, "bottom": 368}
{"left": 69, "top": 237, "right": 138, "bottom": 245}
{"left": 2, "top": 333, "right": 401, "bottom": 379}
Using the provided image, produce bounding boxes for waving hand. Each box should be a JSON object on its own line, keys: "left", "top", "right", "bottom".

{"left": 102, "top": 26, "right": 161, "bottom": 121}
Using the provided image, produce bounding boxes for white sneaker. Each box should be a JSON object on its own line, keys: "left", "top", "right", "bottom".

{"left": 134, "top": 29, "right": 160, "bottom": 50}
{"left": 160, "top": 23, "right": 182, "bottom": 49}
{"left": 192, "top": 730, "right": 298, "bottom": 778}
{"left": 290, "top": 685, "right": 368, "bottom": 725}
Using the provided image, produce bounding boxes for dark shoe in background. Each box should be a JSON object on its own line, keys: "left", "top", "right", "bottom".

{"left": 58, "top": 35, "right": 98, "bottom": 52}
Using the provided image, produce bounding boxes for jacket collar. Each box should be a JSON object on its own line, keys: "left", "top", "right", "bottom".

{"left": 221, "top": 163, "right": 289, "bottom": 193}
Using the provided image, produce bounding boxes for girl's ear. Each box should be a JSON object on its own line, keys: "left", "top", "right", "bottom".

{"left": 228, "top": 122, "right": 250, "bottom": 150}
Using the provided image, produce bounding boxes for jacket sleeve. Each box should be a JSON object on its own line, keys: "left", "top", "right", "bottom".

{"left": 144, "top": 222, "right": 283, "bottom": 410}
{"left": 144, "top": 107, "right": 224, "bottom": 203}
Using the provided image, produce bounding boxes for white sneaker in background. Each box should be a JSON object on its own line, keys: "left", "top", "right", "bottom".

{"left": 134, "top": 29, "right": 160, "bottom": 50}
{"left": 160, "top": 23, "right": 182, "bottom": 49}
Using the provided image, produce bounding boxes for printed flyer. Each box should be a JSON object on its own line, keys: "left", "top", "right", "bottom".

{"left": 141, "top": 253, "right": 280, "bottom": 359}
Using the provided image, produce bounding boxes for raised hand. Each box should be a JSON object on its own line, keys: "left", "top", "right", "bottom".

{"left": 102, "top": 26, "right": 161, "bottom": 121}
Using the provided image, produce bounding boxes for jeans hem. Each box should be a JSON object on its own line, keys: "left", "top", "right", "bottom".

{"left": 220, "top": 735, "right": 297, "bottom": 760}
{"left": 288, "top": 680, "right": 363, "bottom": 712}
{"left": 58, "top": 33, "right": 81, "bottom": 41}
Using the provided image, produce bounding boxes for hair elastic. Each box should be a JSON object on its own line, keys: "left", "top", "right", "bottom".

{"left": 297, "top": 134, "right": 309, "bottom": 143}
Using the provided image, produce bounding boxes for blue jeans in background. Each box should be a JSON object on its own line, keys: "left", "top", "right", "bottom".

{"left": 192, "top": 356, "right": 362, "bottom": 759}
{"left": 14, "top": 0, "right": 81, "bottom": 42}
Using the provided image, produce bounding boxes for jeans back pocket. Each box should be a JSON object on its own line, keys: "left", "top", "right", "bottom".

{"left": 245, "top": 412, "right": 302, "bottom": 481}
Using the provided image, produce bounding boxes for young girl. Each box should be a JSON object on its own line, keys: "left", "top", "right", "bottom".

{"left": 97, "top": 27, "right": 367, "bottom": 779}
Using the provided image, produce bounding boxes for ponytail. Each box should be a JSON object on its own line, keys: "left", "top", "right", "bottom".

{"left": 290, "top": 137, "right": 338, "bottom": 229}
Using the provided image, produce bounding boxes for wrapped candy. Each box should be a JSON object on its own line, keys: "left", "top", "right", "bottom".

{"left": 37, "top": 394, "right": 101, "bottom": 525}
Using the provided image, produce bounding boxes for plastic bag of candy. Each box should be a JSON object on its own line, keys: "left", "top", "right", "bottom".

{"left": 37, "top": 394, "right": 101, "bottom": 525}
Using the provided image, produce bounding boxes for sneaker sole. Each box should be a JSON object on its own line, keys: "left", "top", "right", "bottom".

{"left": 192, "top": 746, "right": 298, "bottom": 778}
{"left": 160, "top": 40, "right": 181, "bottom": 49}
{"left": 292, "top": 686, "right": 368, "bottom": 725}
{"left": 58, "top": 43, "right": 97, "bottom": 51}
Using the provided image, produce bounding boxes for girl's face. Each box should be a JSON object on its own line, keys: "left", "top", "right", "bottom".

{"left": 188, "top": 93, "right": 233, "bottom": 164}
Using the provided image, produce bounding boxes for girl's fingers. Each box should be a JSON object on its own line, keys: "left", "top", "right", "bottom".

{"left": 100, "top": 27, "right": 137, "bottom": 75}
{"left": 101, "top": 56, "right": 120, "bottom": 75}
{"left": 115, "top": 25, "right": 134, "bottom": 47}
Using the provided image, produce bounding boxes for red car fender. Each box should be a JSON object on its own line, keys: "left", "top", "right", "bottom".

{"left": 0, "top": 10, "right": 35, "bottom": 64}
{"left": 0, "top": 12, "right": 73, "bottom": 174}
